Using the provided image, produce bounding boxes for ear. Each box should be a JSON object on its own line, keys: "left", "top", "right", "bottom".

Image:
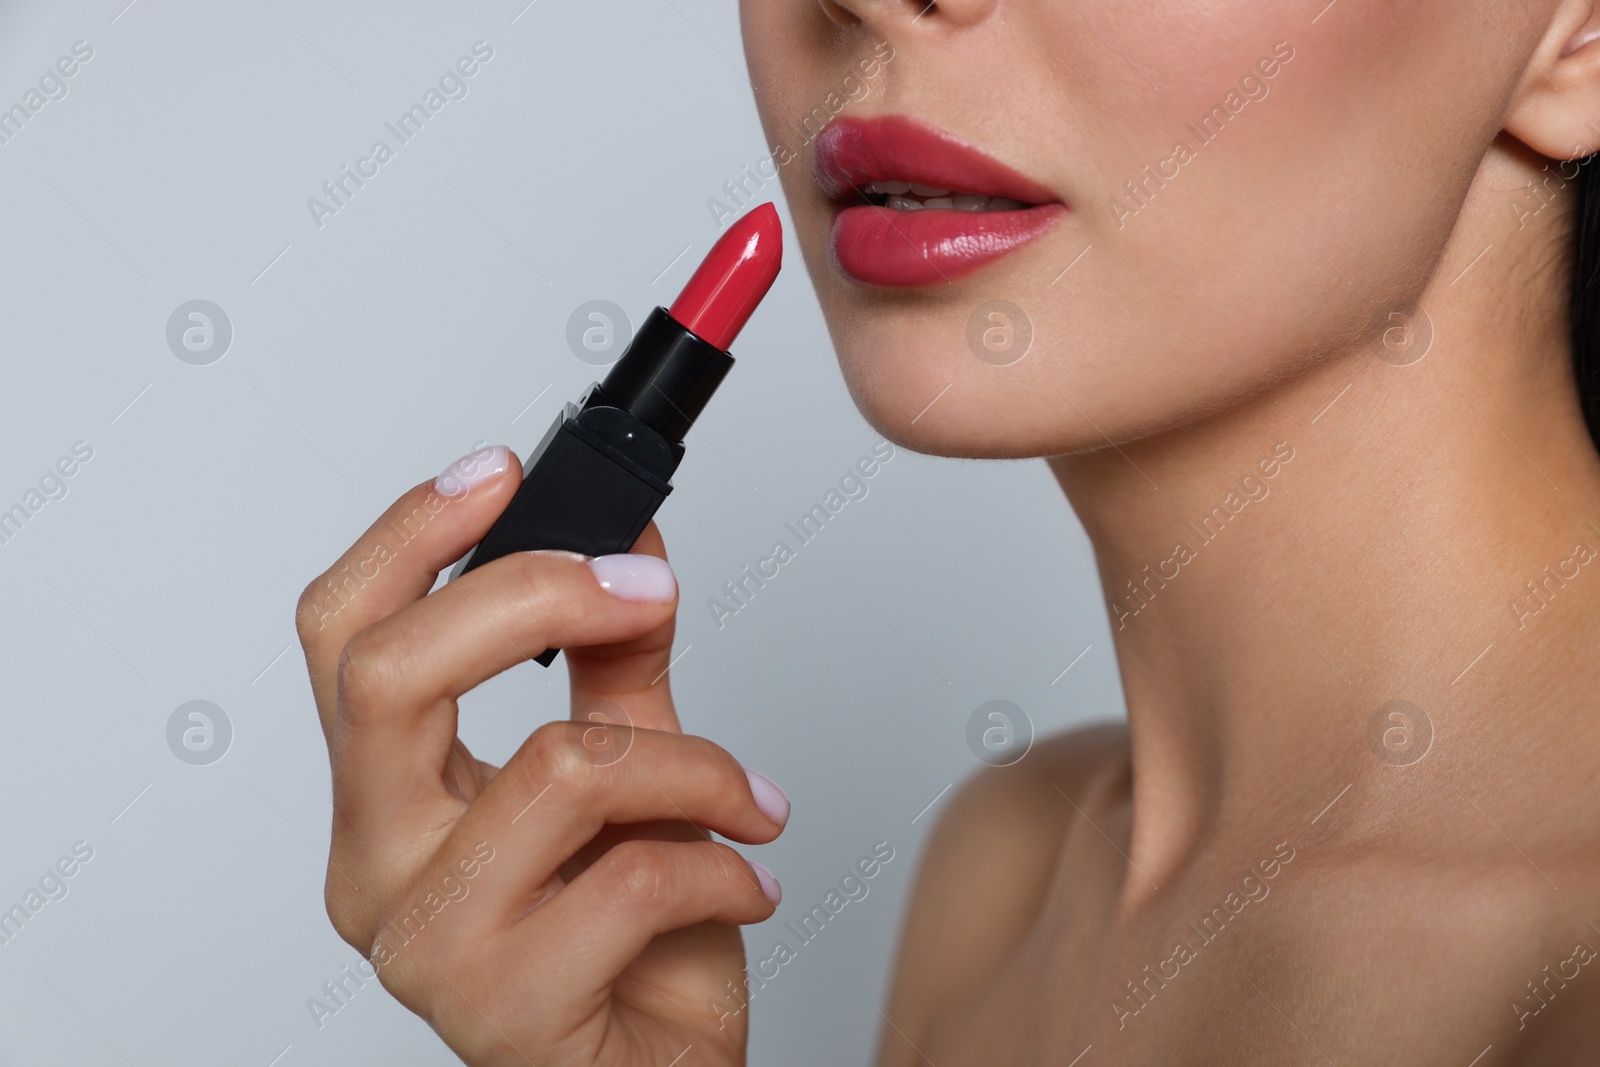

{"left": 1504, "top": 0, "right": 1600, "bottom": 160}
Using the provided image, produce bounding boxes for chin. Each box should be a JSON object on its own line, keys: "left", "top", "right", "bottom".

{"left": 825, "top": 322, "right": 1112, "bottom": 462}
{"left": 801, "top": 251, "right": 1095, "bottom": 461}
{"left": 823, "top": 289, "right": 1315, "bottom": 463}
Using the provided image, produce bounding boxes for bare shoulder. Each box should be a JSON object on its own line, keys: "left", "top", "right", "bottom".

{"left": 918, "top": 720, "right": 1131, "bottom": 868}
{"left": 873, "top": 721, "right": 1129, "bottom": 1064}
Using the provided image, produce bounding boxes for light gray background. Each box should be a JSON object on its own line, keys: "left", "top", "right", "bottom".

{"left": 0, "top": 2, "right": 1122, "bottom": 1063}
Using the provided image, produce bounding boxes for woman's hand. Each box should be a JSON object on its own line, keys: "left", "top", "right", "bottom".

{"left": 294, "top": 445, "right": 788, "bottom": 1067}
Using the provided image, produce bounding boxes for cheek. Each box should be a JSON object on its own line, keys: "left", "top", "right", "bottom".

{"left": 741, "top": 1, "right": 836, "bottom": 128}
{"left": 1072, "top": 1, "right": 1504, "bottom": 386}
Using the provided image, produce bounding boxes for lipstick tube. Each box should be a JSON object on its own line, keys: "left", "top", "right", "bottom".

{"left": 449, "top": 203, "right": 782, "bottom": 666}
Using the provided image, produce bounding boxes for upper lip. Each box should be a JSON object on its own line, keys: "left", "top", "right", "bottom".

{"left": 813, "top": 115, "right": 1060, "bottom": 206}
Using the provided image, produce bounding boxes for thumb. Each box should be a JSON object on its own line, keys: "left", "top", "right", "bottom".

{"left": 565, "top": 521, "right": 683, "bottom": 734}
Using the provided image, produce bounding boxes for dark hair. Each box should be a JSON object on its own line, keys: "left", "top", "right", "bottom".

{"left": 1569, "top": 154, "right": 1600, "bottom": 448}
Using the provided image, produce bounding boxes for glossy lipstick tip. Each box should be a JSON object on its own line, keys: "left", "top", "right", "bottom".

{"left": 668, "top": 202, "right": 783, "bottom": 351}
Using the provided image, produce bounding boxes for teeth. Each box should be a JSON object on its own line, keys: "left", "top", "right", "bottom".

{"left": 876, "top": 187, "right": 1037, "bottom": 212}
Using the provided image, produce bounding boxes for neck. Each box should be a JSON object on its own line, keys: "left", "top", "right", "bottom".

{"left": 1050, "top": 141, "right": 1600, "bottom": 897}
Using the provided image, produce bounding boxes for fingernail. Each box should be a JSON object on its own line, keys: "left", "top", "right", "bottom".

{"left": 588, "top": 554, "right": 677, "bottom": 602}
{"left": 748, "top": 859, "right": 782, "bottom": 905}
{"left": 744, "top": 767, "right": 790, "bottom": 826}
{"left": 435, "top": 445, "right": 510, "bottom": 498}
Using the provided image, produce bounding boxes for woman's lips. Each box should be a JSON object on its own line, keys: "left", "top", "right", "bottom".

{"left": 828, "top": 204, "right": 1068, "bottom": 288}
{"left": 813, "top": 115, "right": 1067, "bottom": 288}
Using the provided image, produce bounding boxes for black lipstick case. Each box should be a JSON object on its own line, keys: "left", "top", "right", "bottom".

{"left": 448, "top": 307, "right": 733, "bottom": 665}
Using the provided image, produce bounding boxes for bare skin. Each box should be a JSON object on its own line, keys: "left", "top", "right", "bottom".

{"left": 743, "top": 0, "right": 1600, "bottom": 1062}
{"left": 873, "top": 143, "right": 1600, "bottom": 1065}
{"left": 299, "top": 0, "right": 1600, "bottom": 1063}
{"left": 881, "top": 725, "right": 1600, "bottom": 1065}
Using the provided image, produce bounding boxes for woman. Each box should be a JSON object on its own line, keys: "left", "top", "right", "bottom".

{"left": 295, "top": 0, "right": 1600, "bottom": 1062}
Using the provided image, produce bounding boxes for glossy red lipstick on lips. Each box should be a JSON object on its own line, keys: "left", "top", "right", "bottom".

{"left": 814, "top": 115, "right": 1066, "bottom": 287}
{"left": 450, "top": 203, "right": 783, "bottom": 665}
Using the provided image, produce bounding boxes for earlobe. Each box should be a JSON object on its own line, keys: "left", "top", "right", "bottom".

{"left": 1504, "top": 1, "right": 1600, "bottom": 160}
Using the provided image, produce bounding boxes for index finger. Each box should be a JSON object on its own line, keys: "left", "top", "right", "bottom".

{"left": 295, "top": 445, "right": 521, "bottom": 736}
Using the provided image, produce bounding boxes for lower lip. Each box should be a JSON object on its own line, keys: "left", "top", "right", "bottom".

{"left": 829, "top": 203, "right": 1067, "bottom": 287}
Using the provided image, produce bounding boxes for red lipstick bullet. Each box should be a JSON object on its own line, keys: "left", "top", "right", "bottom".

{"left": 449, "top": 205, "right": 785, "bottom": 665}
{"left": 670, "top": 202, "right": 783, "bottom": 350}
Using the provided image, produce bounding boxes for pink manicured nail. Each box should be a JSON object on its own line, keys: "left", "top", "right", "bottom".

{"left": 748, "top": 859, "right": 782, "bottom": 905}
{"left": 435, "top": 445, "right": 510, "bottom": 498}
{"left": 744, "top": 767, "right": 790, "bottom": 826}
{"left": 588, "top": 554, "right": 677, "bottom": 602}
